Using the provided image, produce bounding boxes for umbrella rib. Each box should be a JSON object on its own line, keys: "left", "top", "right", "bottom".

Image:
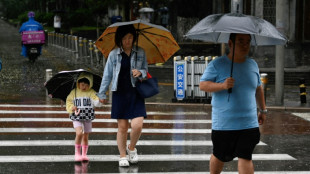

{"left": 215, "top": 33, "right": 222, "bottom": 44}
{"left": 138, "top": 31, "right": 165, "bottom": 62}
{"left": 48, "top": 73, "right": 78, "bottom": 94}
{"left": 49, "top": 79, "right": 74, "bottom": 94}
{"left": 252, "top": 35, "right": 257, "bottom": 46}
{"left": 138, "top": 26, "right": 154, "bottom": 32}
{"left": 136, "top": 24, "right": 177, "bottom": 43}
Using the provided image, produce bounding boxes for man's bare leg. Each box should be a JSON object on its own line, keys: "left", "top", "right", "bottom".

{"left": 238, "top": 158, "right": 254, "bottom": 174}
{"left": 210, "top": 154, "right": 224, "bottom": 174}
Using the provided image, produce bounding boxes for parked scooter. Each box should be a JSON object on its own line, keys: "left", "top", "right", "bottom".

{"left": 21, "top": 30, "right": 45, "bottom": 62}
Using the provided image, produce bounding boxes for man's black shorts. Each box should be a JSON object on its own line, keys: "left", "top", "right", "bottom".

{"left": 211, "top": 127, "right": 260, "bottom": 162}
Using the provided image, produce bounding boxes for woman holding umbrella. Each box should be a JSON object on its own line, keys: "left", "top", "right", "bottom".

{"left": 97, "top": 24, "right": 148, "bottom": 167}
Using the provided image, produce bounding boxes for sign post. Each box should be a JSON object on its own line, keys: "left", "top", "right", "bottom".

{"left": 175, "top": 59, "right": 187, "bottom": 100}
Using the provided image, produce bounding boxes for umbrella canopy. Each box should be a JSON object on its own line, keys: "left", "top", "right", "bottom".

{"left": 44, "top": 69, "right": 102, "bottom": 102}
{"left": 185, "top": 13, "right": 287, "bottom": 97}
{"left": 139, "top": 7, "right": 154, "bottom": 13}
{"left": 95, "top": 19, "right": 180, "bottom": 64}
{"left": 185, "top": 13, "right": 287, "bottom": 46}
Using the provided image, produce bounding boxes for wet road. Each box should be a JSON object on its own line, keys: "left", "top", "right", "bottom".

{"left": 0, "top": 19, "right": 310, "bottom": 173}
{"left": 0, "top": 104, "right": 310, "bottom": 173}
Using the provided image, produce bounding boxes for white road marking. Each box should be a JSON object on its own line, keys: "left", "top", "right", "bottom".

{"left": 103, "top": 172, "right": 310, "bottom": 174}
{"left": 0, "top": 104, "right": 110, "bottom": 108}
{"left": 292, "top": 113, "right": 310, "bottom": 121}
{"left": 0, "top": 140, "right": 267, "bottom": 146}
{"left": 0, "top": 104, "right": 65, "bottom": 108}
{"left": 0, "top": 127, "right": 211, "bottom": 134}
{"left": 0, "top": 117, "right": 212, "bottom": 124}
{"left": 0, "top": 154, "right": 295, "bottom": 163}
{"left": 0, "top": 110, "right": 208, "bottom": 115}
{"left": 0, "top": 105, "right": 303, "bottom": 173}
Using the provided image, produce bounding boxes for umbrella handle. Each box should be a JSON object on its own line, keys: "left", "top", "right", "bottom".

{"left": 228, "top": 88, "right": 232, "bottom": 93}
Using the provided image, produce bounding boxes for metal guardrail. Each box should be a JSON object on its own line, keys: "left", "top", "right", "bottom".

{"left": 172, "top": 56, "right": 271, "bottom": 104}
{"left": 172, "top": 55, "right": 217, "bottom": 103}
{"left": 47, "top": 32, "right": 106, "bottom": 70}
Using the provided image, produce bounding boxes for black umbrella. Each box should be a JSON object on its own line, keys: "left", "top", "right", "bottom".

{"left": 44, "top": 69, "right": 102, "bottom": 102}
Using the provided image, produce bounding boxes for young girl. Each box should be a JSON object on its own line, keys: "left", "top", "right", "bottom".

{"left": 66, "top": 72, "right": 101, "bottom": 162}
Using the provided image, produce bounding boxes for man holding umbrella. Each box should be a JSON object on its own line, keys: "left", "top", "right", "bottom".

{"left": 200, "top": 33, "right": 267, "bottom": 174}
{"left": 186, "top": 12, "right": 286, "bottom": 174}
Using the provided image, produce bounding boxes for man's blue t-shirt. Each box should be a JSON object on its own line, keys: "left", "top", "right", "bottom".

{"left": 200, "top": 55, "right": 261, "bottom": 130}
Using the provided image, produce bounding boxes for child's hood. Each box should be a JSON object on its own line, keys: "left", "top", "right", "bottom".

{"left": 76, "top": 72, "right": 93, "bottom": 90}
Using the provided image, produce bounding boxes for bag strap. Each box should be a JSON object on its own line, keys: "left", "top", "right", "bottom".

{"left": 147, "top": 72, "right": 152, "bottom": 79}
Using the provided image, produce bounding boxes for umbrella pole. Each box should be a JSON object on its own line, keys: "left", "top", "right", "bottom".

{"left": 73, "top": 74, "right": 79, "bottom": 107}
{"left": 228, "top": 36, "right": 235, "bottom": 93}
{"left": 228, "top": 35, "right": 236, "bottom": 101}
{"left": 135, "top": 23, "right": 140, "bottom": 66}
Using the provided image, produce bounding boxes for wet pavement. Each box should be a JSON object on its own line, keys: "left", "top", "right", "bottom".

{"left": 0, "top": 104, "right": 310, "bottom": 173}
{"left": 0, "top": 19, "right": 310, "bottom": 173}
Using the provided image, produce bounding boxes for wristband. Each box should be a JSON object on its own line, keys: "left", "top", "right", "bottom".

{"left": 259, "top": 109, "right": 268, "bottom": 114}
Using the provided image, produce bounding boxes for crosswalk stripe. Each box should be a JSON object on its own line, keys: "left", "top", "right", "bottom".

{"left": 0, "top": 140, "right": 267, "bottom": 146}
{"left": 0, "top": 128, "right": 211, "bottom": 134}
{"left": 0, "top": 154, "right": 295, "bottom": 163}
{"left": 0, "top": 104, "right": 65, "bottom": 108}
{"left": 0, "top": 110, "right": 209, "bottom": 115}
{"left": 292, "top": 113, "right": 310, "bottom": 121}
{"left": 0, "top": 104, "right": 107, "bottom": 108}
{"left": 0, "top": 104, "right": 207, "bottom": 108}
{"left": 0, "top": 118, "right": 212, "bottom": 124}
{"left": 103, "top": 172, "right": 310, "bottom": 174}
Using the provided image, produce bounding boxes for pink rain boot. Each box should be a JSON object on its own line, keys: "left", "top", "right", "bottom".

{"left": 82, "top": 145, "right": 89, "bottom": 161}
{"left": 75, "top": 144, "right": 83, "bottom": 162}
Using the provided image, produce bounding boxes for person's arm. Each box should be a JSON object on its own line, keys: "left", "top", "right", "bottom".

{"left": 97, "top": 53, "right": 114, "bottom": 100}
{"left": 90, "top": 90, "right": 102, "bottom": 107}
{"left": 256, "top": 85, "right": 266, "bottom": 125}
{"left": 19, "top": 23, "right": 25, "bottom": 33}
{"left": 134, "top": 48, "right": 147, "bottom": 79}
{"left": 200, "top": 77, "right": 234, "bottom": 93}
{"left": 140, "top": 49, "right": 148, "bottom": 78}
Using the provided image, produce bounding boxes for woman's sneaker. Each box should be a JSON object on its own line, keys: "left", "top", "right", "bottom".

{"left": 126, "top": 145, "right": 138, "bottom": 163}
{"left": 119, "top": 157, "right": 129, "bottom": 167}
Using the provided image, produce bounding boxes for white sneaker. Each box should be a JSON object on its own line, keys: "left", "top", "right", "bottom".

{"left": 126, "top": 145, "right": 138, "bottom": 163}
{"left": 119, "top": 157, "right": 129, "bottom": 167}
